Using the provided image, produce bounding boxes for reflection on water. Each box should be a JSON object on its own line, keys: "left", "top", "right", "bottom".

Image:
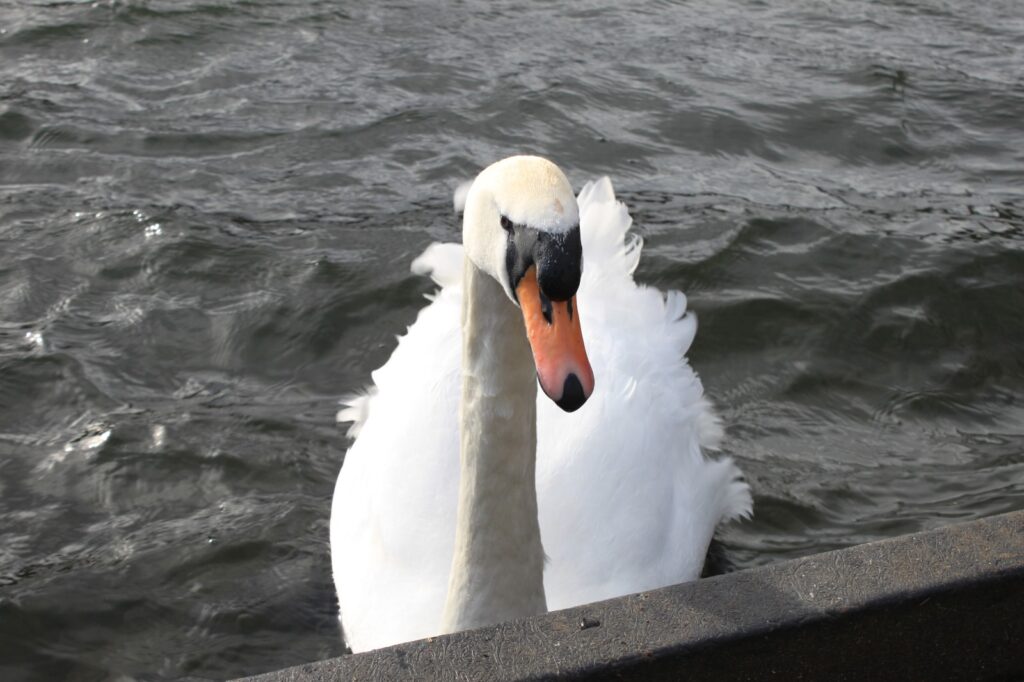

{"left": 1, "top": 0, "right": 1023, "bottom": 679}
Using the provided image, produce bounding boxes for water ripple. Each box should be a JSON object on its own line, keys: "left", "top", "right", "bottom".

{"left": 1, "top": 0, "right": 1023, "bottom": 679}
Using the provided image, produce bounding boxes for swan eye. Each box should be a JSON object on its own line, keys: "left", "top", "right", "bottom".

{"left": 500, "top": 215, "right": 514, "bottom": 233}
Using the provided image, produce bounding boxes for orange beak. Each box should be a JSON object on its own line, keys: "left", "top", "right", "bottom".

{"left": 516, "top": 266, "right": 595, "bottom": 412}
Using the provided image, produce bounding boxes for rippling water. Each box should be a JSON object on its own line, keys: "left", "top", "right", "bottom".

{"left": 1, "top": 0, "right": 1022, "bottom": 679}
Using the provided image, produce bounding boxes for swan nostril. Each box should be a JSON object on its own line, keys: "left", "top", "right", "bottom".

{"left": 555, "top": 373, "right": 587, "bottom": 412}
{"left": 538, "top": 288, "right": 553, "bottom": 324}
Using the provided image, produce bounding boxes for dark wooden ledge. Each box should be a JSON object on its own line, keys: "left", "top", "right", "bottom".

{"left": 240, "top": 510, "right": 1024, "bottom": 681}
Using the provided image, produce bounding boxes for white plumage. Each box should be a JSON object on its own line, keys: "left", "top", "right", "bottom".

{"left": 330, "top": 174, "right": 751, "bottom": 653}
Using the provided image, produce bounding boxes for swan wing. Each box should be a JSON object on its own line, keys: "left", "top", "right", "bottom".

{"left": 331, "top": 248, "right": 462, "bottom": 652}
{"left": 537, "top": 179, "right": 751, "bottom": 609}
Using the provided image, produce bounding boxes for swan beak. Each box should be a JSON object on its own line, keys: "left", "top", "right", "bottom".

{"left": 516, "top": 267, "right": 595, "bottom": 412}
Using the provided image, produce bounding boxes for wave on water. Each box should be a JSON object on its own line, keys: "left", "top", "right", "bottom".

{"left": 1, "top": 0, "right": 1023, "bottom": 678}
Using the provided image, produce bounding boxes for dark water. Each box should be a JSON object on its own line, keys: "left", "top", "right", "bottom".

{"left": 1, "top": 0, "right": 1023, "bottom": 679}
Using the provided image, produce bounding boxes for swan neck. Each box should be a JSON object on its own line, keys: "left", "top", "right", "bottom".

{"left": 441, "top": 258, "right": 546, "bottom": 633}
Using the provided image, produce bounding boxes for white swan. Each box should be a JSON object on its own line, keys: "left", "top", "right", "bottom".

{"left": 330, "top": 156, "right": 751, "bottom": 653}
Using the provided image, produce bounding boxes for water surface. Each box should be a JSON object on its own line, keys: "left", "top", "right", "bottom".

{"left": 1, "top": 1, "right": 1023, "bottom": 679}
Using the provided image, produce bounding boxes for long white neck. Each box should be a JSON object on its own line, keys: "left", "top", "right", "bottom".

{"left": 441, "top": 257, "right": 546, "bottom": 634}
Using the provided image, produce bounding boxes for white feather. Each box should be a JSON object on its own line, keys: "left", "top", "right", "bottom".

{"left": 331, "top": 177, "right": 752, "bottom": 652}
{"left": 336, "top": 388, "right": 376, "bottom": 438}
{"left": 410, "top": 242, "right": 463, "bottom": 288}
{"left": 452, "top": 180, "right": 473, "bottom": 214}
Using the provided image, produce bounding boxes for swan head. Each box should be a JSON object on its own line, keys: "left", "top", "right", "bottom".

{"left": 463, "top": 155, "right": 595, "bottom": 412}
